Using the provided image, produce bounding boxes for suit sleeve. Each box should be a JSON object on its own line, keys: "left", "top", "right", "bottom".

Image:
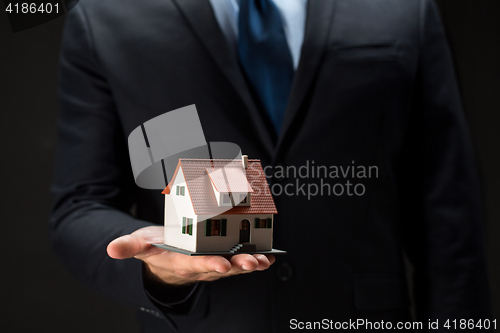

{"left": 402, "top": 0, "right": 491, "bottom": 324}
{"left": 49, "top": 5, "right": 197, "bottom": 328}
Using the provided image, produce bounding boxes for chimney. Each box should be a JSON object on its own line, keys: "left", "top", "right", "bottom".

{"left": 242, "top": 155, "right": 248, "bottom": 169}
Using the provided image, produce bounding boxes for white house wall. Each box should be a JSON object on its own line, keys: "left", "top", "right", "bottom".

{"left": 164, "top": 166, "right": 197, "bottom": 252}
{"left": 196, "top": 214, "right": 273, "bottom": 252}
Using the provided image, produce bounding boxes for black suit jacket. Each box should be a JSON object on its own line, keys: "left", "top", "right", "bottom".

{"left": 50, "top": 0, "right": 491, "bottom": 331}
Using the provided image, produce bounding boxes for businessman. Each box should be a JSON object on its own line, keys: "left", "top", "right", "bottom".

{"left": 50, "top": 0, "right": 491, "bottom": 331}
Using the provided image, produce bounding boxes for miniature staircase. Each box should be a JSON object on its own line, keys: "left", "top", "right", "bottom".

{"left": 229, "top": 243, "right": 256, "bottom": 254}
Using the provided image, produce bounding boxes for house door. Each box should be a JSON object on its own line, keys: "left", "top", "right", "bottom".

{"left": 239, "top": 219, "right": 250, "bottom": 243}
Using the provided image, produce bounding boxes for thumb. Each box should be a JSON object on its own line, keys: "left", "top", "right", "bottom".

{"left": 107, "top": 234, "right": 146, "bottom": 259}
{"left": 107, "top": 226, "right": 165, "bottom": 259}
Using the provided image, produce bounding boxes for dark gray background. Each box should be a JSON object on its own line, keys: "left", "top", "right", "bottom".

{"left": 0, "top": 1, "right": 498, "bottom": 331}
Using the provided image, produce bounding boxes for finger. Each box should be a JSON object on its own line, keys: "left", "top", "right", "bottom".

{"left": 162, "top": 253, "right": 272, "bottom": 282}
{"left": 230, "top": 254, "right": 259, "bottom": 271}
{"left": 253, "top": 254, "right": 271, "bottom": 271}
{"left": 146, "top": 252, "right": 232, "bottom": 278}
{"left": 184, "top": 255, "right": 232, "bottom": 274}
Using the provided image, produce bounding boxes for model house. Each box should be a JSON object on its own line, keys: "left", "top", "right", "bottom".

{"left": 161, "top": 155, "right": 278, "bottom": 254}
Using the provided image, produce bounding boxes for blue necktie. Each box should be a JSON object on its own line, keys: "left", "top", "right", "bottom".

{"left": 238, "top": 0, "right": 294, "bottom": 135}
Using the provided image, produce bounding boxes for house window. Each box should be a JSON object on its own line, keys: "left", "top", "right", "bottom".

{"left": 205, "top": 219, "right": 227, "bottom": 236}
{"left": 182, "top": 217, "right": 193, "bottom": 235}
{"left": 255, "top": 218, "right": 272, "bottom": 229}
{"left": 176, "top": 186, "right": 185, "bottom": 196}
{"left": 187, "top": 218, "right": 193, "bottom": 236}
{"left": 240, "top": 194, "right": 247, "bottom": 204}
{"left": 222, "top": 193, "right": 231, "bottom": 204}
{"left": 211, "top": 219, "right": 221, "bottom": 236}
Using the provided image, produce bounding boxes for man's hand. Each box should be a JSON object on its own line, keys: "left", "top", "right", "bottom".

{"left": 107, "top": 226, "right": 275, "bottom": 285}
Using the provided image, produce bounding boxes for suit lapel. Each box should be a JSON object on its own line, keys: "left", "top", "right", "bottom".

{"left": 274, "top": 0, "right": 337, "bottom": 160}
{"left": 171, "top": 0, "right": 275, "bottom": 157}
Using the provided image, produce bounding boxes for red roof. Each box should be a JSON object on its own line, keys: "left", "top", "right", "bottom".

{"left": 206, "top": 166, "right": 254, "bottom": 193}
{"left": 163, "top": 159, "right": 277, "bottom": 215}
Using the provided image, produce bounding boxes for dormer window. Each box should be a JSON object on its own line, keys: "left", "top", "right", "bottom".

{"left": 236, "top": 193, "right": 250, "bottom": 206}
{"left": 217, "top": 192, "right": 250, "bottom": 206}
{"left": 206, "top": 164, "right": 254, "bottom": 207}
{"left": 222, "top": 193, "right": 231, "bottom": 204}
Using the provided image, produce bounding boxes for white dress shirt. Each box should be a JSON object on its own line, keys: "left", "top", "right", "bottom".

{"left": 208, "top": 0, "right": 308, "bottom": 69}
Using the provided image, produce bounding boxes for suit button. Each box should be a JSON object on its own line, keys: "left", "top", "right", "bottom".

{"left": 275, "top": 262, "right": 293, "bottom": 282}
